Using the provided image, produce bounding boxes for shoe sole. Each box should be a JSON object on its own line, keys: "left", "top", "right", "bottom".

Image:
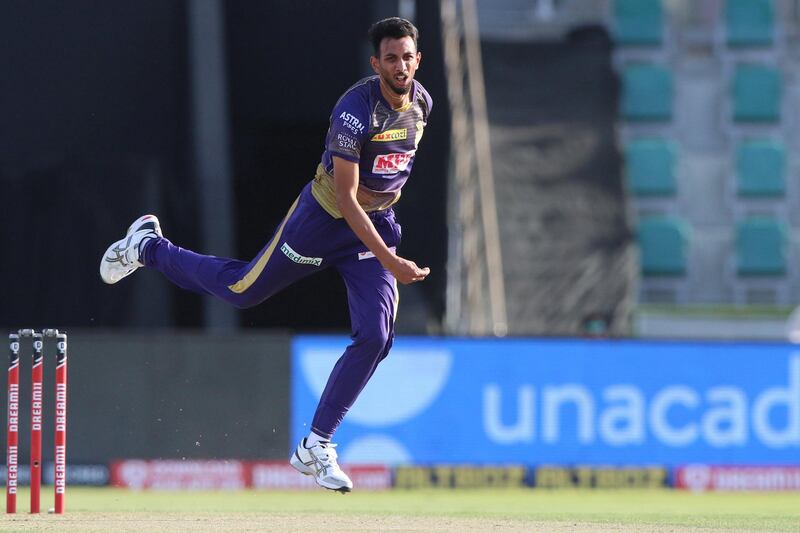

{"left": 127, "top": 214, "right": 162, "bottom": 237}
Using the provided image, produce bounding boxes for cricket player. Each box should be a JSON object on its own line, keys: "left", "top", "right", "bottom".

{"left": 99, "top": 17, "right": 431, "bottom": 493}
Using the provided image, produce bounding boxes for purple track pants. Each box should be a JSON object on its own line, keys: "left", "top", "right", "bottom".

{"left": 140, "top": 182, "right": 400, "bottom": 439}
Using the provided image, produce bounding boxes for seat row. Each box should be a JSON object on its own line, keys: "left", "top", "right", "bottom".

{"left": 622, "top": 62, "right": 781, "bottom": 123}
{"left": 626, "top": 138, "right": 787, "bottom": 198}
{"left": 614, "top": 0, "right": 778, "bottom": 48}
{"left": 639, "top": 216, "right": 787, "bottom": 276}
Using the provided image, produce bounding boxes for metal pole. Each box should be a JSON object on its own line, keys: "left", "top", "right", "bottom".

{"left": 461, "top": 0, "right": 508, "bottom": 336}
{"left": 188, "top": 0, "right": 238, "bottom": 331}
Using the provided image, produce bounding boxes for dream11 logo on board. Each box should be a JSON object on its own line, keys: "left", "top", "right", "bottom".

{"left": 298, "top": 347, "right": 452, "bottom": 464}
{"left": 482, "top": 355, "right": 800, "bottom": 449}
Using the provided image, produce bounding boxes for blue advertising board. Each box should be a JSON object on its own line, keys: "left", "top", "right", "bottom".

{"left": 291, "top": 337, "right": 800, "bottom": 466}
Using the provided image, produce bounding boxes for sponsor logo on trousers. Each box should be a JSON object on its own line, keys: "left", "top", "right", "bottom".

{"left": 281, "top": 242, "right": 322, "bottom": 267}
{"left": 358, "top": 246, "right": 396, "bottom": 261}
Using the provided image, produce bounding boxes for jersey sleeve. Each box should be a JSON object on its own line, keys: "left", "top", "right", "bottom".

{"left": 416, "top": 81, "right": 433, "bottom": 119}
{"left": 423, "top": 88, "right": 433, "bottom": 117}
{"left": 326, "top": 90, "right": 371, "bottom": 163}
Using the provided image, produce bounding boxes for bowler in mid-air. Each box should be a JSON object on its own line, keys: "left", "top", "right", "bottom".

{"left": 100, "top": 17, "right": 432, "bottom": 492}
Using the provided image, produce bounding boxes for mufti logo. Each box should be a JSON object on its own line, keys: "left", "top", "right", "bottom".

{"left": 373, "top": 151, "right": 415, "bottom": 174}
{"left": 339, "top": 112, "right": 365, "bottom": 135}
{"left": 371, "top": 129, "right": 407, "bottom": 142}
{"left": 281, "top": 242, "right": 323, "bottom": 267}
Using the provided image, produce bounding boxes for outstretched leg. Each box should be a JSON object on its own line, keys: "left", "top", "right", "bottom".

{"left": 140, "top": 205, "right": 311, "bottom": 308}
{"left": 100, "top": 188, "right": 338, "bottom": 309}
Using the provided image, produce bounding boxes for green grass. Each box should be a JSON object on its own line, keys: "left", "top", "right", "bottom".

{"left": 16, "top": 487, "right": 800, "bottom": 531}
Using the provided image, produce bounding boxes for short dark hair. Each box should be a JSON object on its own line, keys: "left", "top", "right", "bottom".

{"left": 368, "top": 17, "right": 419, "bottom": 56}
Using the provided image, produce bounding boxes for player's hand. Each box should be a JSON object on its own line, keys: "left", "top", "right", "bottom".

{"left": 387, "top": 256, "right": 430, "bottom": 285}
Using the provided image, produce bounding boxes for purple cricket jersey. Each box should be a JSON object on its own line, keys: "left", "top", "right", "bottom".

{"left": 311, "top": 75, "right": 433, "bottom": 218}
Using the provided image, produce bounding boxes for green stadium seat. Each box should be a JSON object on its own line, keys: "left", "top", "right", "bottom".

{"left": 726, "top": 0, "right": 774, "bottom": 46}
{"left": 638, "top": 216, "right": 689, "bottom": 276}
{"left": 622, "top": 64, "right": 673, "bottom": 122}
{"left": 625, "top": 139, "right": 677, "bottom": 196}
{"left": 732, "top": 65, "right": 780, "bottom": 122}
{"left": 735, "top": 140, "right": 785, "bottom": 197}
{"left": 735, "top": 218, "right": 786, "bottom": 275}
{"left": 613, "top": 0, "right": 663, "bottom": 46}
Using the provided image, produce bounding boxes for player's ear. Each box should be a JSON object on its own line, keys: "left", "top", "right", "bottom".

{"left": 416, "top": 51, "right": 422, "bottom": 67}
{"left": 370, "top": 55, "right": 380, "bottom": 74}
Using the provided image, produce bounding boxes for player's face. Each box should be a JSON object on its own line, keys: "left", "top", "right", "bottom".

{"left": 370, "top": 36, "right": 421, "bottom": 96}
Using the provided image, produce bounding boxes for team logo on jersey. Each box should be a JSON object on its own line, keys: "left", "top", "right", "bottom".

{"left": 372, "top": 151, "right": 415, "bottom": 174}
{"left": 371, "top": 128, "right": 407, "bottom": 142}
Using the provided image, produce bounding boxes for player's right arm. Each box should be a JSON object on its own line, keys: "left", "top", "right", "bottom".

{"left": 332, "top": 156, "right": 429, "bottom": 284}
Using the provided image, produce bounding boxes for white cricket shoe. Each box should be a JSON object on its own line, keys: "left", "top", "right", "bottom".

{"left": 99, "top": 214, "right": 162, "bottom": 284}
{"left": 290, "top": 439, "right": 353, "bottom": 493}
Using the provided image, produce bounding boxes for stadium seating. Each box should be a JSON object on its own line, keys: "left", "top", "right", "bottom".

{"left": 735, "top": 139, "right": 785, "bottom": 197}
{"left": 731, "top": 64, "right": 781, "bottom": 122}
{"left": 613, "top": 0, "right": 663, "bottom": 46}
{"left": 735, "top": 217, "right": 786, "bottom": 275}
{"left": 613, "top": 0, "right": 797, "bottom": 305}
{"left": 638, "top": 216, "right": 689, "bottom": 276}
{"left": 625, "top": 138, "right": 677, "bottom": 197}
{"left": 621, "top": 64, "right": 673, "bottom": 121}
{"left": 725, "top": 0, "right": 775, "bottom": 47}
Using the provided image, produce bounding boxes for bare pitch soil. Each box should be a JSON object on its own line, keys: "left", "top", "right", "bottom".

{"left": 0, "top": 513, "right": 777, "bottom": 533}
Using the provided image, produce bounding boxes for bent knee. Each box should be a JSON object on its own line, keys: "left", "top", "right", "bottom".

{"left": 353, "top": 327, "right": 392, "bottom": 355}
{"left": 226, "top": 292, "right": 263, "bottom": 309}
